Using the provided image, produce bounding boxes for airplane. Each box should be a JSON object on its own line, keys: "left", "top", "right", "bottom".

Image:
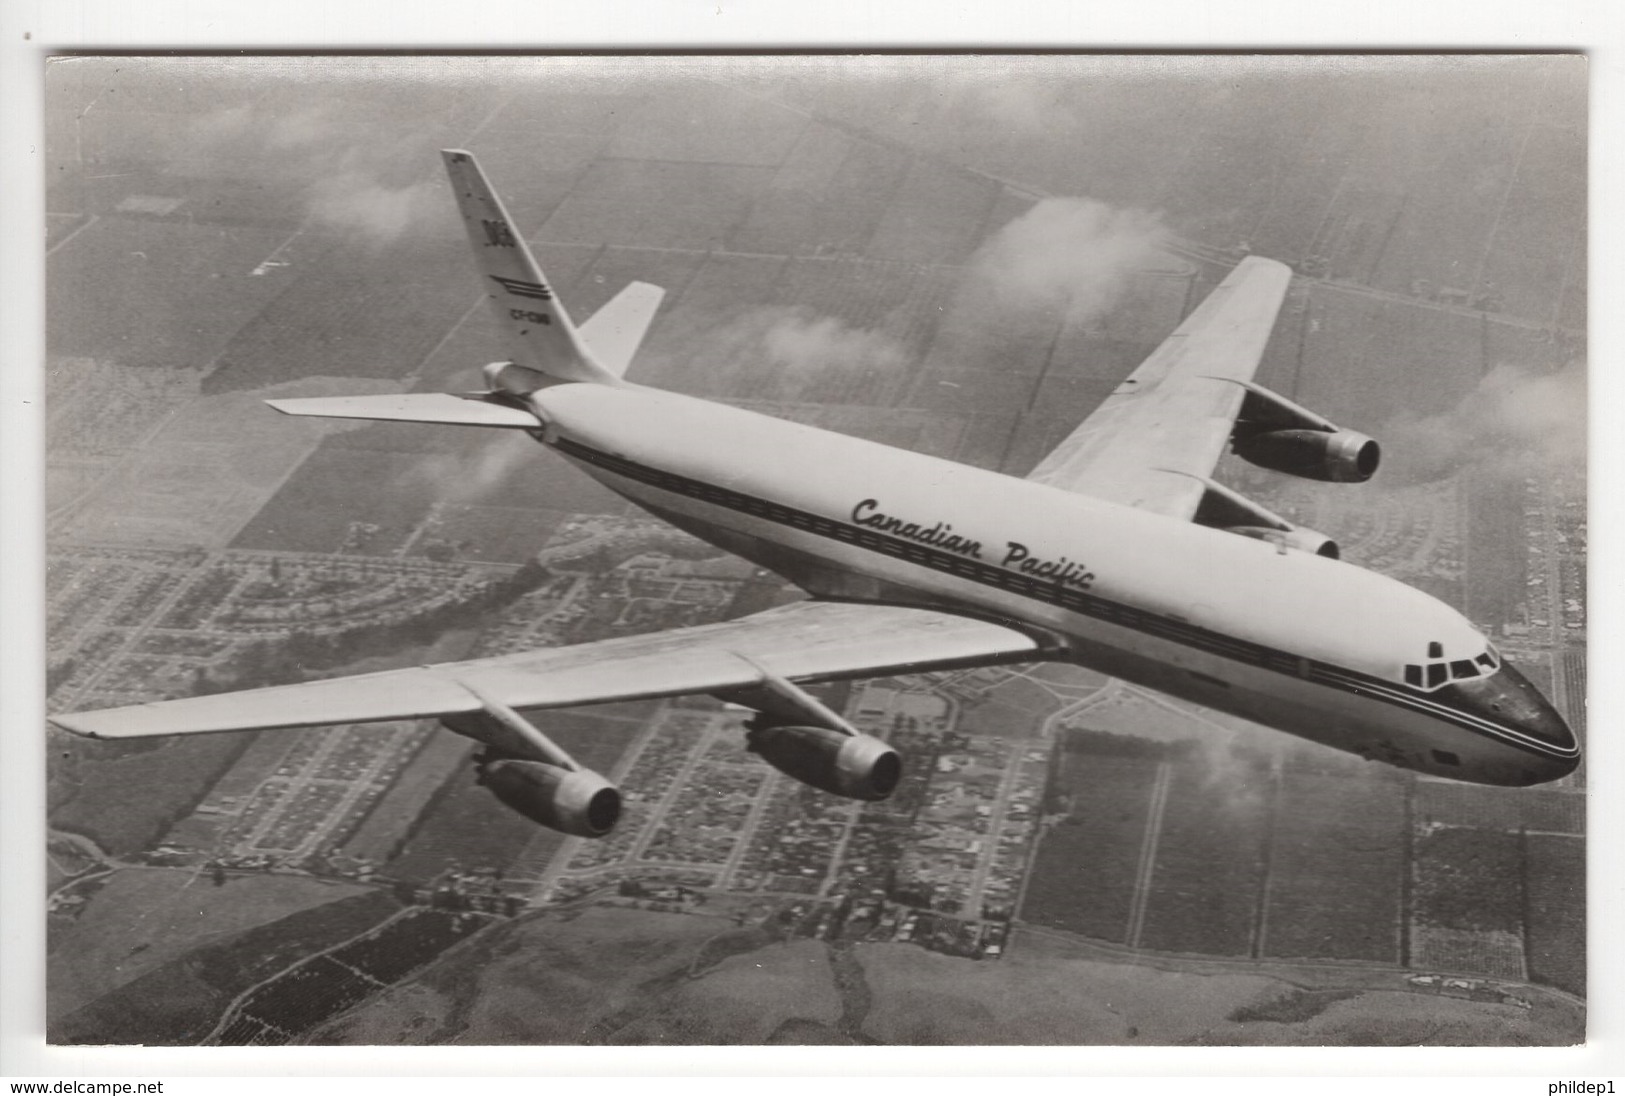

{"left": 51, "top": 149, "right": 1579, "bottom": 841}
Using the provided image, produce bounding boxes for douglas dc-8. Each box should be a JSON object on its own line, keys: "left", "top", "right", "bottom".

{"left": 53, "top": 150, "right": 1579, "bottom": 839}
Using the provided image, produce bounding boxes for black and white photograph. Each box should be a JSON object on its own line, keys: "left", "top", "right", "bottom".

{"left": 36, "top": 52, "right": 1586, "bottom": 1049}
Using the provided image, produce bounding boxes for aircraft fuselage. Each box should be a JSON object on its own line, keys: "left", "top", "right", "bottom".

{"left": 529, "top": 380, "right": 1578, "bottom": 787}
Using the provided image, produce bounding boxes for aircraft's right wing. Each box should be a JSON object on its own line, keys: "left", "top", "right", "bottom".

{"left": 52, "top": 601, "right": 1052, "bottom": 741}
{"left": 1025, "top": 256, "right": 1295, "bottom": 520}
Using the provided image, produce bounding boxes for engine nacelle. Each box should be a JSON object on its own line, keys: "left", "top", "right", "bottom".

{"left": 481, "top": 360, "right": 549, "bottom": 397}
{"left": 1232, "top": 428, "right": 1380, "bottom": 483}
{"left": 1226, "top": 524, "right": 1340, "bottom": 559}
{"left": 476, "top": 758, "right": 621, "bottom": 837}
{"left": 746, "top": 725, "right": 902, "bottom": 801}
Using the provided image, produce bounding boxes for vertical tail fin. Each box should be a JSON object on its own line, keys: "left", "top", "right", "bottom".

{"left": 441, "top": 149, "right": 619, "bottom": 387}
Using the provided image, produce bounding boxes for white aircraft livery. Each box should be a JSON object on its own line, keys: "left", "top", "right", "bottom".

{"left": 52, "top": 150, "right": 1579, "bottom": 840}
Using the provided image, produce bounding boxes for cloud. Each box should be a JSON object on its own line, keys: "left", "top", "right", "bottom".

{"left": 688, "top": 305, "right": 912, "bottom": 402}
{"left": 179, "top": 102, "right": 435, "bottom": 246}
{"left": 1377, "top": 362, "right": 1586, "bottom": 486}
{"left": 402, "top": 430, "right": 537, "bottom": 508}
{"left": 962, "top": 197, "right": 1170, "bottom": 325}
{"left": 760, "top": 308, "right": 909, "bottom": 376}
{"left": 304, "top": 164, "right": 436, "bottom": 245}
{"left": 952, "top": 81, "right": 1076, "bottom": 135}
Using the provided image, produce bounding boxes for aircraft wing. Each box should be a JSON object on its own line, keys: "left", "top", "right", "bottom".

{"left": 51, "top": 601, "right": 1049, "bottom": 740}
{"left": 1025, "top": 256, "right": 1294, "bottom": 520}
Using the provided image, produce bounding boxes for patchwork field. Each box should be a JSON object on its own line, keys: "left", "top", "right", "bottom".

{"left": 1262, "top": 772, "right": 1406, "bottom": 963}
{"left": 50, "top": 889, "right": 402, "bottom": 1045}
{"left": 310, "top": 902, "right": 1580, "bottom": 1046}
{"left": 1523, "top": 833, "right": 1585, "bottom": 997}
{"left": 49, "top": 731, "right": 257, "bottom": 858}
{"left": 1137, "top": 760, "right": 1271, "bottom": 956}
{"left": 48, "top": 218, "right": 299, "bottom": 370}
{"left": 45, "top": 57, "right": 1586, "bottom": 1046}
{"left": 1022, "top": 753, "right": 1159, "bottom": 943}
{"left": 48, "top": 868, "right": 369, "bottom": 1022}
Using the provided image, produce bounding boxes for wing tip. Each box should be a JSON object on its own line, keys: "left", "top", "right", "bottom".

{"left": 49, "top": 713, "right": 107, "bottom": 739}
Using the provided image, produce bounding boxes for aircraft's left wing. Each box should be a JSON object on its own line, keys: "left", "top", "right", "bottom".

{"left": 1025, "top": 256, "right": 1294, "bottom": 520}
{"left": 52, "top": 601, "right": 1050, "bottom": 740}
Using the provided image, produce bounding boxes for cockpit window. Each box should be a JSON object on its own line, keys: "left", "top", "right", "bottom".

{"left": 1405, "top": 644, "right": 1499, "bottom": 691}
{"left": 1427, "top": 641, "right": 1444, "bottom": 658}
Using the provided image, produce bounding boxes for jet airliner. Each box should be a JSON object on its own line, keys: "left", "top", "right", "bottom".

{"left": 53, "top": 150, "right": 1578, "bottom": 839}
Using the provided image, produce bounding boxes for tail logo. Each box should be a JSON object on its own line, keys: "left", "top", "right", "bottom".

{"left": 489, "top": 275, "right": 554, "bottom": 302}
{"left": 480, "top": 219, "right": 518, "bottom": 248}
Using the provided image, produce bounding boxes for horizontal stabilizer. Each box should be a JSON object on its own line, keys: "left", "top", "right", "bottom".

{"left": 266, "top": 392, "right": 541, "bottom": 429}
{"left": 578, "top": 281, "right": 666, "bottom": 378}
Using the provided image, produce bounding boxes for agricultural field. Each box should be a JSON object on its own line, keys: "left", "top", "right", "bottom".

{"left": 310, "top": 906, "right": 819, "bottom": 1045}
{"left": 230, "top": 445, "right": 441, "bottom": 555}
{"left": 1415, "top": 780, "right": 1584, "bottom": 836}
{"left": 820, "top": 57, "right": 1583, "bottom": 331}
{"left": 54, "top": 380, "right": 380, "bottom": 550}
{"left": 46, "top": 359, "right": 203, "bottom": 460}
{"left": 575, "top": 247, "right": 712, "bottom": 333}
{"left": 49, "top": 890, "right": 402, "bottom": 1045}
{"left": 744, "top": 137, "right": 917, "bottom": 262}
{"left": 1464, "top": 470, "right": 1527, "bottom": 627}
{"left": 641, "top": 252, "right": 796, "bottom": 400}
{"left": 216, "top": 909, "right": 493, "bottom": 1044}
{"left": 1137, "top": 757, "right": 1271, "bottom": 956}
{"left": 204, "top": 234, "right": 482, "bottom": 395}
{"left": 48, "top": 218, "right": 299, "bottom": 371}
{"left": 1561, "top": 650, "right": 1587, "bottom": 739}
{"left": 332, "top": 909, "right": 490, "bottom": 985}
{"left": 49, "top": 731, "right": 257, "bottom": 858}
{"left": 542, "top": 161, "right": 778, "bottom": 252}
{"left": 606, "top": 81, "right": 808, "bottom": 168}
{"left": 1296, "top": 289, "right": 1489, "bottom": 427}
{"left": 48, "top": 869, "right": 369, "bottom": 1022}
{"left": 1021, "top": 750, "right": 1161, "bottom": 943}
{"left": 1262, "top": 772, "right": 1406, "bottom": 963}
{"left": 1412, "top": 827, "right": 1524, "bottom": 938}
{"left": 864, "top": 158, "right": 1002, "bottom": 266}
{"left": 1523, "top": 833, "right": 1584, "bottom": 996}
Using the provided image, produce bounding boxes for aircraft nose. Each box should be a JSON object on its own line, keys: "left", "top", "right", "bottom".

{"left": 1453, "top": 662, "right": 1580, "bottom": 776}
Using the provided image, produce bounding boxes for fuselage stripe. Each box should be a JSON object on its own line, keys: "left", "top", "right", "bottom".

{"left": 551, "top": 436, "right": 1569, "bottom": 761}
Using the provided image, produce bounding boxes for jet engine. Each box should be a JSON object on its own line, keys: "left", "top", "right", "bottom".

{"left": 476, "top": 756, "right": 621, "bottom": 837}
{"left": 1231, "top": 428, "right": 1380, "bottom": 483}
{"left": 746, "top": 723, "right": 902, "bottom": 801}
{"left": 1225, "top": 524, "right": 1340, "bottom": 559}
